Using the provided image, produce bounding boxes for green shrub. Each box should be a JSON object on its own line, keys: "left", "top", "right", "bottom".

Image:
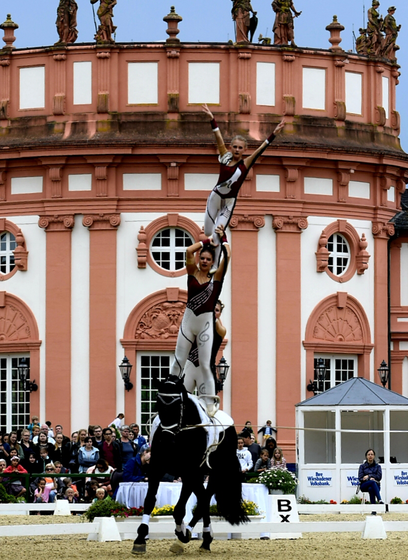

{"left": 347, "top": 495, "right": 362, "bottom": 504}
{"left": 84, "top": 499, "right": 144, "bottom": 521}
{"left": 0, "top": 483, "right": 17, "bottom": 504}
{"left": 390, "top": 496, "right": 403, "bottom": 504}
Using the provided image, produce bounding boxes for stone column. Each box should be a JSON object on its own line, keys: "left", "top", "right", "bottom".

{"left": 229, "top": 214, "right": 265, "bottom": 428}
{"left": 96, "top": 50, "right": 111, "bottom": 113}
{"left": 273, "top": 215, "right": 308, "bottom": 462}
{"left": 52, "top": 51, "right": 67, "bottom": 116}
{"left": 38, "top": 215, "right": 75, "bottom": 429}
{"left": 238, "top": 51, "right": 251, "bottom": 114}
{"left": 83, "top": 213, "right": 120, "bottom": 425}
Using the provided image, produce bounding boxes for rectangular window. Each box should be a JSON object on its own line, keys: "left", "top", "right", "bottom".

{"left": 390, "top": 410, "right": 408, "bottom": 463}
{"left": 139, "top": 354, "right": 171, "bottom": 435}
{"left": 20, "top": 66, "right": 45, "bottom": 110}
{"left": 0, "top": 356, "right": 30, "bottom": 432}
{"left": 304, "top": 411, "right": 335, "bottom": 464}
{"left": 341, "top": 410, "right": 384, "bottom": 463}
{"left": 68, "top": 174, "right": 92, "bottom": 192}
{"left": 382, "top": 76, "right": 389, "bottom": 119}
{"left": 184, "top": 174, "right": 218, "bottom": 191}
{"left": 345, "top": 72, "right": 362, "bottom": 115}
{"left": 188, "top": 62, "right": 220, "bottom": 104}
{"left": 302, "top": 67, "right": 326, "bottom": 110}
{"left": 11, "top": 177, "right": 43, "bottom": 195}
{"left": 128, "top": 62, "right": 158, "bottom": 105}
{"left": 314, "top": 355, "right": 357, "bottom": 392}
{"left": 73, "top": 61, "right": 92, "bottom": 105}
{"left": 349, "top": 180, "right": 370, "bottom": 199}
{"left": 256, "top": 62, "right": 275, "bottom": 106}
{"left": 123, "top": 173, "right": 162, "bottom": 191}
{"left": 256, "top": 175, "right": 280, "bottom": 192}
{"left": 304, "top": 177, "right": 333, "bottom": 196}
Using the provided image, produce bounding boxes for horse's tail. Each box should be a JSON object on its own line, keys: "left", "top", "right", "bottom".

{"left": 209, "top": 426, "right": 249, "bottom": 525}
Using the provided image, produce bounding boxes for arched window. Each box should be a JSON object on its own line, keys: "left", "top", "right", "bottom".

{"left": 151, "top": 227, "right": 194, "bottom": 271}
{"left": 0, "top": 232, "right": 16, "bottom": 275}
{"left": 327, "top": 233, "right": 350, "bottom": 277}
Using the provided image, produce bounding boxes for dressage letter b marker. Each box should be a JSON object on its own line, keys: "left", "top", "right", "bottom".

{"left": 277, "top": 499, "right": 292, "bottom": 512}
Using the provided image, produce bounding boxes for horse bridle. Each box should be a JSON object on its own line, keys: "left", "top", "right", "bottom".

{"left": 157, "top": 381, "right": 186, "bottom": 436}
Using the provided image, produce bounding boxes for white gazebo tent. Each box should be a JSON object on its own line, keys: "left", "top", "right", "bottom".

{"left": 296, "top": 377, "right": 408, "bottom": 503}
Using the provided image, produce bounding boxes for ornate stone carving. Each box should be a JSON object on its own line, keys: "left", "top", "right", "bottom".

{"left": 13, "top": 230, "right": 28, "bottom": 271}
{"left": 0, "top": 302, "right": 31, "bottom": 341}
{"left": 356, "top": 233, "right": 370, "bottom": 275}
{"left": 135, "top": 301, "right": 186, "bottom": 340}
{"left": 229, "top": 214, "right": 265, "bottom": 231}
{"left": 38, "top": 215, "right": 75, "bottom": 231}
{"left": 334, "top": 100, "right": 346, "bottom": 121}
{"left": 272, "top": 216, "right": 308, "bottom": 232}
{"left": 136, "top": 226, "right": 148, "bottom": 269}
{"left": 372, "top": 221, "right": 395, "bottom": 238}
{"left": 313, "top": 305, "right": 363, "bottom": 343}
{"left": 82, "top": 214, "right": 121, "bottom": 230}
{"left": 316, "top": 230, "right": 330, "bottom": 272}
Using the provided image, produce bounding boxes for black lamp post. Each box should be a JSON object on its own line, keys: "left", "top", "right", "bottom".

{"left": 307, "top": 357, "right": 327, "bottom": 395}
{"left": 119, "top": 356, "right": 133, "bottom": 391}
{"left": 17, "top": 358, "right": 38, "bottom": 392}
{"left": 377, "top": 360, "right": 389, "bottom": 388}
{"left": 215, "top": 356, "right": 230, "bottom": 391}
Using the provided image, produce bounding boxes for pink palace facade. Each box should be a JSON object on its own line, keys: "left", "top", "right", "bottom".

{"left": 0, "top": 11, "right": 408, "bottom": 461}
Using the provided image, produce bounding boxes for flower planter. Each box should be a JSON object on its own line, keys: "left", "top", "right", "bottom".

{"left": 269, "top": 489, "right": 284, "bottom": 495}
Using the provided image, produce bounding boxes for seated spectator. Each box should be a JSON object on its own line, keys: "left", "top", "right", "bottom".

{"left": 20, "top": 429, "right": 37, "bottom": 465}
{"left": 78, "top": 437, "right": 99, "bottom": 473}
{"left": 63, "top": 486, "right": 78, "bottom": 504}
{"left": 51, "top": 434, "right": 71, "bottom": 468}
{"left": 34, "top": 431, "right": 55, "bottom": 459}
{"left": 258, "top": 420, "right": 277, "bottom": 446}
{"left": 0, "top": 458, "right": 8, "bottom": 485}
{"left": 86, "top": 458, "right": 114, "bottom": 494}
{"left": 92, "top": 426, "right": 104, "bottom": 450}
{"left": 69, "top": 429, "right": 88, "bottom": 473}
{"left": 244, "top": 421, "right": 254, "bottom": 434}
{"left": 34, "top": 477, "right": 54, "bottom": 503}
{"left": 25, "top": 453, "right": 42, "bottom": 475}
{"left": 129, "top": 424, "right": 147, "bottom": 449}
{"left": 0, "top": 433, "right": 10, "bottom": 464}
{"left": 92, "top": 487, "right": 108, "bottom": 503}
{"left": 264, "top": 437, "right": 277, "bottom": 459}
{"left": 61, "top": 477, "right": 79, "bottom": 499}
{"left": 120, "top": 426, "right": 138, "bottom": 470}
{"left": 3, "top": 456, "right": 27, "bottom": 498}
{"left": 53, "top": 460, "right": 70, "bottom": 475}
{"left": 110, "top": 413, "right": 125, "bottom": 431}
{"left": 8, "top": 431, "right": 24, "bottom": 460}
{"left": 54, "top": 425, "right": 70, "bottom": 447}
{"left": 31, "top": 425, "right": 41, "bottom": 442}
{"left": 84, "top": 479, "right": 99, "bottom": 502}
{"left": 254, "top": 448, "right": 271, "bottom": 473}
{"left": 99, "top": 427, "right": 122, "bottom": 470}
{"left": 240, "top": 429, "right": 261, "bottom": 466}
{"left": 236, "top": 437, "right": 253, "bottom": 475}
{"left": 122, "top": 447, "right": 151, "bottom": 484}
{"left": 358, "top": 448, "right": 383, "bottom": 505}
{"left": 38, "top": 447, "right": 51, "bottom": 472}
{"left": 271, "top": 447, "right": 287, "bottom": 470}
{"left": 43, "top": 463, "right": 62, "bottom": 499}
{"left": 32, "top": 425, "right": 55, "bottom": 445}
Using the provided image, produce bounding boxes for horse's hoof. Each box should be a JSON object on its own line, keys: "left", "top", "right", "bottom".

{"left": 199, "top": 546, "right": 211, "bottom": 553}
{"left": 175, "top": 528, "right": 192, "bottom": 543}
{"left": 132, "top": 543, "right": 147, "bottom": 554}
{"left": 170, "top": 542, "right": 185, "bottom": 554}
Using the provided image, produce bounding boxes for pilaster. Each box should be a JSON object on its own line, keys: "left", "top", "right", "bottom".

{"left": 229, "top": 214, "right": 264, "bottom": 428}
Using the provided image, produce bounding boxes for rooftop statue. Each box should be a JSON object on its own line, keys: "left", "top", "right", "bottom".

{"left": 355, "top": 28, "right": 368, "bottom": 55}
{"left": 366, "top": 0, "right": 383, "bottom": 56}
{"left": 382, "top": 6, "right": 400, "bottom": 60}
{"left": 55, "top": 0, "right": 78, "bottom": 44}
{"left": 272, "top": 0, "right": 302, "bottom": 47}
{"left": 231, "top": 0, "right": 258, "bottom": 43}
{"left": 90, "top": 0, "right": 117, "bottom": 44}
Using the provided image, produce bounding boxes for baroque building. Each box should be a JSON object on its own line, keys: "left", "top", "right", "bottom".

{"left": 0, "top": 10, "right": 407, "bottom": 462}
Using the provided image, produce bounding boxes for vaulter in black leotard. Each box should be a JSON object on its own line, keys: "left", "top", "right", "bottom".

{"left": 169, "top": 226, "right": 230, "bottom": 416}
{"left": 202, "top": 103, "right": 285, "bottom": 268}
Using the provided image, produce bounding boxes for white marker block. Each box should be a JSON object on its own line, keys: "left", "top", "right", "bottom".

{"left": 268, "top": 494, "right": 302, "bottom": 539}
{"left": 95, "top": 516, "right": 122, "bottom": 542}
{"left": 53, "top": 499, "right": 71, "bottom": 516}
{"left": 362, "top": 515, "right": 387, "bottom": 539}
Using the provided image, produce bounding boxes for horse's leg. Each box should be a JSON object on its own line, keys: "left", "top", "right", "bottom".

{"left": 132, "top": 474, "right": 162, "bottom": 555}
{"left": 174, "top": 482, "right": 194, "bottom": 544}
{"left": 199, "top": 477, "right": 214, "bottom": 552}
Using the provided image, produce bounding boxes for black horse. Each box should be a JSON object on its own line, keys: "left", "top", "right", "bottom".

{"left": 132, "top": 376, "right": 248, "bottom": 554}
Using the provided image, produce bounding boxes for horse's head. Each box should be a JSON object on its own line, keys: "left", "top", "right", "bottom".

{"left": 156, "top": 375, "right": 187, "bottom": 437}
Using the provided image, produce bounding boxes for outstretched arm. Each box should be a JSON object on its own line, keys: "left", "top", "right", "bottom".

{"left": 243, "top": 119, "right": 285, "bottom": 170}
{"left": 202, "top": 104, "right": 228, "bottom": 158}
{"left": 214, "top": 225, "right": 231, "bottom": 282}
{"left": 186, "top": 241, "right": 204, "bottom": 275}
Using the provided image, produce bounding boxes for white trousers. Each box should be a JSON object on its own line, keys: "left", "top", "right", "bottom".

{"left": 204, "top": 191, "right": 235, "bottom": 267}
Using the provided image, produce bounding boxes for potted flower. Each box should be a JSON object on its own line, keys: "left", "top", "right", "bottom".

{"left": 84, "top": 499, "right": 144, "bottom": 522}
{"left": 258, "top": 469, "right": 298, "bottom": 494}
